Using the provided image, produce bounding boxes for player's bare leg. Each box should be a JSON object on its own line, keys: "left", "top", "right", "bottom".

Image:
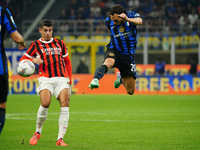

{"left": 40, "top": 89, "right": 52, "bottom": 108}
{"left": 122, "top": 76, "right": 136, "bottom": 95}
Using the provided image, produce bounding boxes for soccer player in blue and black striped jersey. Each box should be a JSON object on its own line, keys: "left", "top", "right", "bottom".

{"left": 0, "top": 6, "right": 26, "bottom": 134}
{"left": 89, "top": 4, "right": 142, "bottom": 95}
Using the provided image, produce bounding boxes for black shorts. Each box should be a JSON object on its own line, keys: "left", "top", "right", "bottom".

{"left": 0, "top": 74, "right": 8, "bottom": 103}
{"left": 104, "top": 48, "right": 137, "bottom": 79}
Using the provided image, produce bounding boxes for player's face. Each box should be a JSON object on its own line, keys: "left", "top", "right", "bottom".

{"left": 39, "top": 26, "right": 53, "bottom": 41}
{"left": 110, "top": 14, "right": 124, "bottom": 25}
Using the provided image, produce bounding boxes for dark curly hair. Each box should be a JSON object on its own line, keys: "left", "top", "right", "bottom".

{"left": 39, "top": 19, "right": 52, "bottom": 28}
{"left": 110, "top": 4, "right": 125, "bottom": 15}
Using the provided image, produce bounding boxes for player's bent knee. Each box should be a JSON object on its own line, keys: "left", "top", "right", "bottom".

{"left": 41, "top": 101, "right": 51, "bottom": 108}
{"left": 126, "top": 88, "right": 135, "bottom": 95}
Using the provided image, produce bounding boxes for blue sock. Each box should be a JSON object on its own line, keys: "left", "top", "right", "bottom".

{"left": 0, "top": 107, "right": 6, "bottom": 134}
{"left": 94, "top": 65, "right": 108, "bottom": 80}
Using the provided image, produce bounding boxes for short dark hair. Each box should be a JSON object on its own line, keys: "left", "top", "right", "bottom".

{"left": 110, "top": 4, "right": 125, "bottom": 15}
{"left": 39, "top": 19, "right": 52, "bottom": 28}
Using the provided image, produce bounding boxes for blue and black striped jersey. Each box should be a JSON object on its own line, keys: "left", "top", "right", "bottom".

{"left": 0, "top": 7, "right": 17, "bottom": 74}
{"left": 104, "top": 11, "right": 140, "bottom": 55}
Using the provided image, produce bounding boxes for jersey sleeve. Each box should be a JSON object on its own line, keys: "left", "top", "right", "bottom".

{"left": 19, "top": 54, "right": 32, "bottom": 61}
{"left": 61, "top": 40, "right": 72, "bottom": 84}
{"left": 20, "top": 42, "right": 37, "bottom": 61}
{"left": 63, "top": 55, "right": 72, "bottom": 85}
{"left": 104, "top": 16, "right": 111, "bottom": 31}
{"left": 126, "top": 11, "right": 140, "bottom": 18}
{"left": 61, "top": 40, "right": 68, "bottom": 57}
{"left": 26, "top": 42, "right": 37, "bottom": 57}
{"left": 4, "top": 8, "right": 17, "bottom": 34}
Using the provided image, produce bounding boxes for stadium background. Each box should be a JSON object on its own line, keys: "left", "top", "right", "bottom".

{"left": 2, "top": 0, "right": 200, "bottom": 94}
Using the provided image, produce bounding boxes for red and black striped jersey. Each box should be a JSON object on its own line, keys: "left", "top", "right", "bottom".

{"left": 24, "top": 37, "right": 70, "bottom": 78}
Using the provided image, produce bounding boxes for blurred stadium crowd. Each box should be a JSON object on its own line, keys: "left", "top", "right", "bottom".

{"left": 1, "top": 0, "right": 199, "bottom": 35}
{"left": 59, "top": 0, "right": 199, "bottom": 34}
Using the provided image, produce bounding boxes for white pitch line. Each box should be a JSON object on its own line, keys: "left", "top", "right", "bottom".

{"left": 7, "top": 111, "right": 188, "bottom": 117}
{"left": 78, "top": 119, "right": 200, "bottom": 123}
{"left": 5, "top": 117, "right": 200, "bottom": 123}
{"left": 6, "top": 117, "right": 36, "bottom": 120}
{"left": 6, "top": 113, "right": 36, "bottom": 116}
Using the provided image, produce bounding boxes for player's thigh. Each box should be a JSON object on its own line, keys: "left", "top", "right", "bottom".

{"left": 122, "top": 76, "right": 136, "bottom": 95}
{"left": 57, "top": 88, "right": 70, "bottom": 107}
{"left": 103, "top": 58, "right": 115, "bottom": 70}
{"left": 54, "top": 77, "right": 70, "bottom": 107}
{"left": 39, "top": 89, "right": 52, "bottom": 108}
{"left": 104, "top": 48, "right": 117, "bottom": 70}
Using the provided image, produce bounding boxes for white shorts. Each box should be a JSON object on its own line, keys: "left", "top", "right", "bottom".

{"left": 36, "top": 77, "right": 70, "bottom": 98}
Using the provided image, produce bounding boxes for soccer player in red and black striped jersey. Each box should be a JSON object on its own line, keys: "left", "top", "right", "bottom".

{"left": 20, "top": 19, "right": 72, "bottom": 146}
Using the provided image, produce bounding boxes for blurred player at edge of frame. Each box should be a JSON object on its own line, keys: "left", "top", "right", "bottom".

{"left": 19, "top": 19, "right": 72, "bottom": 146}
{"left": 0, "top": 6, "right": 26, "bottom": 134}
{"left": 88, "top": 4, "right": 142, "bottom": 95}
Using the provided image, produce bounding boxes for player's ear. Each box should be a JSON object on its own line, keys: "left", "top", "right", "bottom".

{"left": 39, "top": 28, "right": 42, "bottom": 33}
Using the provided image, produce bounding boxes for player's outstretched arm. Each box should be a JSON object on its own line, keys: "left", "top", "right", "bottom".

{"left": 10, "top": 31, "right": 26, "bottom": 50}
{"left": 118, "top": 13, "right": 142, "bottom": 25}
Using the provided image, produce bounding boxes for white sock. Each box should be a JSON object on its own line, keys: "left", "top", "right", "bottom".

{"left": 57, "top": 107, "right": 69, "bottom": 140}
{"left": 36, "top": 105, "right": 48, "bottom": 134}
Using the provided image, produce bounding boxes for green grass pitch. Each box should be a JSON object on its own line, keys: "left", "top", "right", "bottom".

{"left": 0, "top": 94, "right": 200, "bottom": 150}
